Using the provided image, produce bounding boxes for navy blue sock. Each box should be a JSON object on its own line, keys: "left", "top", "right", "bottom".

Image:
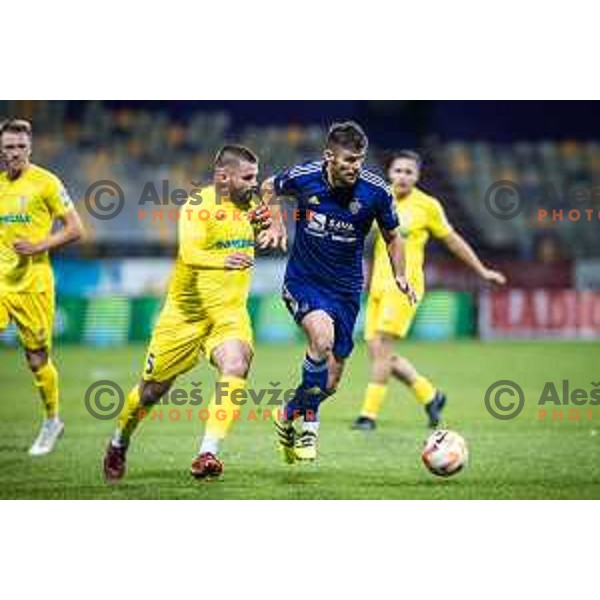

{"left": 284, "top": 354, "right": 328, "bottom": 421}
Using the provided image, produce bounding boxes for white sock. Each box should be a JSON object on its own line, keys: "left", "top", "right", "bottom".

{"left": 303, "top": 420, "right": 320, "bottom": 434}
{"left": 200, "top": 434, "right": 220, "bottom": 455}
{"left": 111, "top": 429, "right": 127, "bottom": 448}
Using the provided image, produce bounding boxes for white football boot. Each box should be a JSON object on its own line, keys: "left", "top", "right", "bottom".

{"left": 29, "top": 418, "right": 65, "bottom": 456}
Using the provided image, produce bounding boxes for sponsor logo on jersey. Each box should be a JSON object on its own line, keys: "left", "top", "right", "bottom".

{"left": 306, "top": 213, "right": 357, "bottom": 242}
{"left": 214, "top": 239, "right": 254, "bottom": 249}
{"left": 307, "top": 212, "right": 327, "bottom": 233}
{"left": 328, "top": 218, "right": 355, "bottom": 232}
{"left": 0, "top": 213, "right": 32, "bottom": 224}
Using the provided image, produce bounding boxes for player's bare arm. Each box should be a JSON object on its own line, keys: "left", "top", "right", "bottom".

{"left": 442, "top": 231, "right": 506, "bottom": 285}
{"left": 181, "top": 238, "right": 255, "bottom": 271}
{"left": 256, "top": 176, "right": 287, "bottom": 251}
{"left": 13, "top": 209, "right": 84, "bottom": 256}
{"left": 380, "top": 226, "right": 417, "bottom": 304}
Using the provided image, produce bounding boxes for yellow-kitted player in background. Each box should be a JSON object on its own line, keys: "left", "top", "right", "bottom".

{"left": 0, "top": 118, "right": 84, "bottom": 455}
{"left": 352, "top": 150, "right": 506, "bottom": 431}
{"left": 103, "top": 144, "right": 270, "bottom": 482}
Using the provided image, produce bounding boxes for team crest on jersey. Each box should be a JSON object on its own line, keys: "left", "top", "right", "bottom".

{"left": 398, "top": 210, "right": 411, "bottom": 237}
{"left": 307, "top": 195, "right": 320, "bottom": 206}
{"left": 348, "top": 199, "right": 362, "bottom": 215}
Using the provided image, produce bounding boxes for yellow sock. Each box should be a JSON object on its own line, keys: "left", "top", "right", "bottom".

{"left": 33, "top": 360, "right": 59, "bottom": 419}
{"left": 412, "top": 375, "right": 436, "bottom": 405}
{"left": 114, "top": 385, "right": 144, "bottom": 446}
{"left": 360, "top": 383, "right": 388, "bottom": 420}
{"left": 201, "top": 375, "right": 246, "bottom": 453}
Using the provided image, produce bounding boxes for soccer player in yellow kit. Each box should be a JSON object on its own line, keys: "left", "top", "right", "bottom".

{"left": 103, "top": 144, "right": 269, "bottom": 481}
{"left": 352, "top": 151, "right": 506, "bottom": 431}
{"left": 0, "top": 118, "right": 84, "bottom": 454}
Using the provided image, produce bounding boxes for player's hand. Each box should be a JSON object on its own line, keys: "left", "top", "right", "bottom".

{"left": 257, "top": 225, "right": 288, "bottom": 252}
{"left": 481, "top": 268, "right": 506, "bottom": 285}
{"left": 395, "top": 276, "right": 418, "bottom": 305}
{"left": 13, "top": 239, "right": 47, "bottom": 256}
{"left": 224, "top": 252, "right": 255, "bottom": 270}
{"left": 248, "top": 205, "right": 272, "bottom": 231}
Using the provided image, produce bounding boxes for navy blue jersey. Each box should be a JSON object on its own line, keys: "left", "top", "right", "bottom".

{"left": 274, "top": 160, "right": 399, "bottom": 295}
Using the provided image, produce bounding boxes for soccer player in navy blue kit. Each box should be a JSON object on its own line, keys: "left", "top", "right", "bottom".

{"left": 259, "top": 122, "right": 416, "bottom": 463}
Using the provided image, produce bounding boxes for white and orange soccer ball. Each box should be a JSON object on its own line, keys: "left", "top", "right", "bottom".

{"left": 421, "top": 430, "right": 468, "bottom": 477}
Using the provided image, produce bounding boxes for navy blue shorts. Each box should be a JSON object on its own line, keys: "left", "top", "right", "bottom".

{"left": 282, "top": 279, "right": 361, "bottom": 359}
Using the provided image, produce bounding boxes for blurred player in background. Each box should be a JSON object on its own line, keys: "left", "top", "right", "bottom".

{"left": 352, "top": 151, "right": 506, "bottom": 431}
{"left": 103, "top": 144, "right": 270, "bottom": 481}
{"left": 259, "top": 122, "right": 416, "bottom": 463}
{"left": 0, "top": 118, "right": 84, "bottom": 455}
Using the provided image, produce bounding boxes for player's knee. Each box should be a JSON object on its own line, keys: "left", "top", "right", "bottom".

{"left": 373, "top": 356, "right": 392, "bottom": 379}
{"left": 371, "top": 349, "right": 387, "bottom": 370}
{"left": 25, "top": 348, "right": 48, "bottom": 372}
{"left": 367, "top": 339, "right": 381, "bottom": 360}
{"left": 309, "top": 332, "right": 333, "bottom": 358}
{"left": 221, "top": 354, "right": 251, "bottom": 378}
{"left": 375, "top": 334, "right": 394, "bottom": 357}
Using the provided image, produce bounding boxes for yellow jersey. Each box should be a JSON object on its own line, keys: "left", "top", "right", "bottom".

{"left": 166, "top": 185, "right": 256, "bottom": 319}
{"left": 370, "top": 186, "right": 453, "bottom": 297}
{"left": 0, "top": 163, "right": 74, "bottom": 293}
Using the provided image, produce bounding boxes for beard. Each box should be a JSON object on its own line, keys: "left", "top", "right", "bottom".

{"left": 231, "top": 186, "right": 254, "bottom": 205}
{"left": 331, "top": 164, "right": 359, "bottom": 187}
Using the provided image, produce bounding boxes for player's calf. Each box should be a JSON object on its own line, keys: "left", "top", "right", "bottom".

{"left": 111, "top": 379, "right": 171, "bottom": 447}
{"left": 25, "top": 347, "right": 64, "bottom": 455}
{"left": 195, "top": 341, "right": 252, "bottom": 473}
{"left": 353, "top": 336, "right": 394, "bottom": 429}
{"left": 103, "top": 379, "right": 172, "bottom": 482}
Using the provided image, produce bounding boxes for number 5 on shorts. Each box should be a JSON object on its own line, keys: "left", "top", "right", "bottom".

{"left": 145, "top": 352, "right": 155, "bottom": 375}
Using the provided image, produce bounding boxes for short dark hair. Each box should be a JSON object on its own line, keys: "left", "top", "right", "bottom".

{"left": 326, "top": 121, "right": 368, "bottom": 153}
{"left": 385, "top": 150, "right": 422, "bottom": 173}
{"left": 214, "top": 144, "right": 258, "bottom": 168}
{"left": 0, "top": 118, "right": 32, "bottom": 137}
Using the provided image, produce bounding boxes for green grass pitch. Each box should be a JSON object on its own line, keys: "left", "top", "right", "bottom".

{"left": 0, "top": 340, "right": 599, "bottom": 499}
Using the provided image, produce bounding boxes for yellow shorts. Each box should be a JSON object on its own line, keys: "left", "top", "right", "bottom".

{"left": 142, "top": 301, "right": 253, "bottom": 382}
{"left": 0, "top": 292, "right": 55, "bottom": 350}
{"left": 364, "top": 289, "right": 420, "bottom": 341}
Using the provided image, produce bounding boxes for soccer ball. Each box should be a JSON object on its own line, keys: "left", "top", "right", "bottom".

{"left": 421, "top": 430, "right": 468, "bottom": 477}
